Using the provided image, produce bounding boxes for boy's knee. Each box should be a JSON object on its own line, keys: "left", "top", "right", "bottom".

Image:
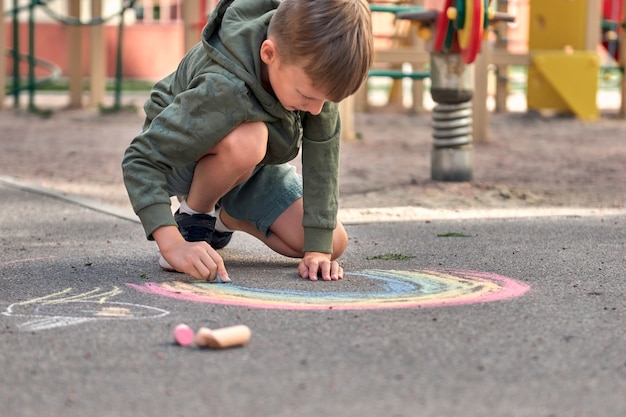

{"left": 220, "top": 121, "right": 268, "bottom": 166}
{"left": 331, "top": 225, "right": 349, "bottom": 260}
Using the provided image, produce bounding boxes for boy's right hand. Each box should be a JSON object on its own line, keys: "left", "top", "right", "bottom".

{"left": 153, "top": 226, "right": 229, "bottom": 282}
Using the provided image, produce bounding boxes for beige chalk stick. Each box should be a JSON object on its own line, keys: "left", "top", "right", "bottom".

{"left": 195, "top": 325, "right": 251, "bottom": 349}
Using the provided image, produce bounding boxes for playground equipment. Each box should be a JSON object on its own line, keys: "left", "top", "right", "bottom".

{"left": 602, "top": 0, "right": 624, "bottom": 60}
{"left": 1, "top": 0, "right": 210, "bottom": 111}
{"left": 394, "top": 0, "right": 514, "bottom": 181}
{"left": 2, "top": 0, "right": 137, "bottom": 111}
{"left": 527, "top": 0, "right": 602, "bottom": 121}
{"left": 366, "top": 0, "right": 625, "bottom": 181}
{"left": 490, "top": 0, "right": 625, "bottom": 120}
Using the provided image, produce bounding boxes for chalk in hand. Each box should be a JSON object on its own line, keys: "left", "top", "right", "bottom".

{"left": 173, "top": 323, "right": 195, "bottom": 347}
{"left": 195, "top": 325, "right": 251, "bottom": 349}
{"left": 215, "top": 274, "right": 231, "bottom": 283}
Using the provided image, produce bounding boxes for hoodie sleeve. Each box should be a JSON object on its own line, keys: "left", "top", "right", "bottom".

{"left": 300, "top": 101, "right": 341, "bottom": 253}
{"left": 122, "top": 72, "right": 249, "bottom": 240}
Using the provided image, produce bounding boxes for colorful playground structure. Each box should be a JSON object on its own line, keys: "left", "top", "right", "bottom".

{"left": 376, "top": 0, "right": 625, "bottom": 117}
{"left": 363, "top": 0, "right": 625, "bottom": 180}
{"left": 390, "top": 0, "right": 516, "bottom": 181}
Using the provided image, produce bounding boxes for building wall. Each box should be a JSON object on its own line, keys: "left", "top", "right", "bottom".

{"left": 4, "top": 21, "right": 189, "bottom": 81}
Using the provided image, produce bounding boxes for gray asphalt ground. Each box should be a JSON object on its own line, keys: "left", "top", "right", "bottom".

{"left": 1, "top": 86, "right": 626, "bottom": 417}
{"left": 1, "top": 176, "right": 625, "bottom": 417}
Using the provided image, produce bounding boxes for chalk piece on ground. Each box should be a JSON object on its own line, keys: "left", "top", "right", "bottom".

{"left": 173, "top": 323, "right": 195, "bottom": 347}
{"left": 195, "top": 325, "right": 251, "bottom": 349}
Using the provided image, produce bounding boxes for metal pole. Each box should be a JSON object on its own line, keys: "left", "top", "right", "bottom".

{"left": 28, "top": 0, "right": 35, "bottom": 110}
{"left": 430, "top": 53, "right": 474, "bottom": 181}
{"left": 621, "top": 0, "right": 626, "bottom": 118}
{"left": 68, "top": 0, "right": 82, "bottom": 108}
{"left": 0, "top": 0, "right": 6, "bottom": 109}
{"left": 12, "top": 0, "right": 20, "bottom": 108}
{"left": 113, "top": 2, "right": 125, "bottom": 110}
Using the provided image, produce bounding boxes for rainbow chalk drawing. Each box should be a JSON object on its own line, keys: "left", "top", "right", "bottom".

{"left": 3, "top": 287, "right": 170, "bottom": 332}
{"left": 129, "top": 269, "right": 530, "bottom": 311}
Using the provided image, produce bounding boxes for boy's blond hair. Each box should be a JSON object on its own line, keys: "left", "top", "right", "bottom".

{"left": 268, "top": 0, "right": 373, "bottom": 103}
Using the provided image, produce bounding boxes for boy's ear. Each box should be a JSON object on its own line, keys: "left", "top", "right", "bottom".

{"left": 260, "top": 39, "right": 277, "bottom": 64}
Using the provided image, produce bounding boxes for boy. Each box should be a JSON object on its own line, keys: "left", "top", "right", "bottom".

{"left": 122, "top": 0, "right": 373, "bottom": 283}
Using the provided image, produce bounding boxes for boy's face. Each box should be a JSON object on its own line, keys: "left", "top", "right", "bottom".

{"left": 260, "top": 39, "right": 328, "bottom": 115}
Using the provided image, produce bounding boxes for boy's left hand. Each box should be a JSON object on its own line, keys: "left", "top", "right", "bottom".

{"left": 298, "top": 252, "right": 343, "bottom": 281}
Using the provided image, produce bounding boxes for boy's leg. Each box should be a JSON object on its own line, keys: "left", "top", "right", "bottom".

{"left": 218, "top": 163, "right": 348, "bottom": 259}
{"left": 185, "top": 122, "right": 268, "bottom": 213}
{"left": 164, "top": 121, "right": 268, "bottom": 250}
{"left": 221, "top": 198, "right": 348, "bottom": 259}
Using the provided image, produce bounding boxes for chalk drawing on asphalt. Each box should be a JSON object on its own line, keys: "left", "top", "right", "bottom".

{"left": 3, "top": 286, "right": 170, "bottom": 332}
{"left": 1, "top": 256, "right": 55, "bottom": 267}
{"left": 129, "top": 268, "right": 530, "bottom": 311}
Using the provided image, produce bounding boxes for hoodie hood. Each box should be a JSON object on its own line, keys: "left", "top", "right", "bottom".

{"left": 201, "top": 0, "right": 280, "bottom": 107}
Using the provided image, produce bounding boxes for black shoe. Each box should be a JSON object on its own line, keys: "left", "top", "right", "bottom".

{"left": 174, "top": 210, "right": 233, "bottom": 249}
{"left": 210, "top": 228, "right": 233, "bottom": 250}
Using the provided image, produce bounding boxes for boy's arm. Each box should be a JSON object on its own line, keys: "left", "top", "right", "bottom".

{"left": 122, "top": 74, "right": 249, "bottom": 240}
{"left": 297, "top": 102, "right": 344, "bottom": 281}
{"left": 300, "top": 102, "right": 341, "bottom": 253}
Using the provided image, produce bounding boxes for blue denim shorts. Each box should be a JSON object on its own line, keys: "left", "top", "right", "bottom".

{"left": 166, "top": 163, "right": 302, "bottom": 237}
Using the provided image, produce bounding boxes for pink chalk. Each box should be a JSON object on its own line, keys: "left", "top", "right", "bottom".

{"left": 173, "top": 324, "right": 195, "bottom": 347}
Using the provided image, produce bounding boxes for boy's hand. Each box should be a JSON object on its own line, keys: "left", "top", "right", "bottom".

{"left": 298, "top": 252, "right": 343, "bottom": 281}
{"left": 154, "top": 226, "right": 229, "bottom": 282}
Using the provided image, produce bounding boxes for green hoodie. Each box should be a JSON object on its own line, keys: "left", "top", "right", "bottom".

{"left": 122, "top": 0, "right": 341, "bottom": 254}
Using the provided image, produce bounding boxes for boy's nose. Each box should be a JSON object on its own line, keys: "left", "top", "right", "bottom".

{"left": 304, "top": 100, "right": 325, "bottom": 115}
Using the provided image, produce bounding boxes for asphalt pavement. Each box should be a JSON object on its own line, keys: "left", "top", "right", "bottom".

{"left": 1, "top": 179, "right": 625, "bottom": 417}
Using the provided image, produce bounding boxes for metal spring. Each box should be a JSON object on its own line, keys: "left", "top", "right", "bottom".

{"left": 431, "top": 101, "right": 473, "bottom": 148}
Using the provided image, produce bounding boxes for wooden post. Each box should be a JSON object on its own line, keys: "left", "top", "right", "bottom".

{"left": 90, "top": 0, "right": 106, "bottom": 107}
{"left": 183, "top": 0, "right": 201, "bottom": 53}
{"left": 473, "top": 38, "right": 491, "bottom": 143}
{"left": 161, "top": 0, "right": 172, "bottom": 22}
{"left": 0, "top": 0, "right": 5, "bottom": 109}
{"left": 68, "top": 0, "right": 82, "bottom": 108}
{"left": 585, "top": 0, "right": 602, "bottom": 52}
{"left": 494, "top": 0, "right": 509, "bottom": 112}
{"left": 143, "top": 0, "right": 154, "bottom": 23}
{"left": 409, "top": 24, "right": 426, "bottom": 113}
